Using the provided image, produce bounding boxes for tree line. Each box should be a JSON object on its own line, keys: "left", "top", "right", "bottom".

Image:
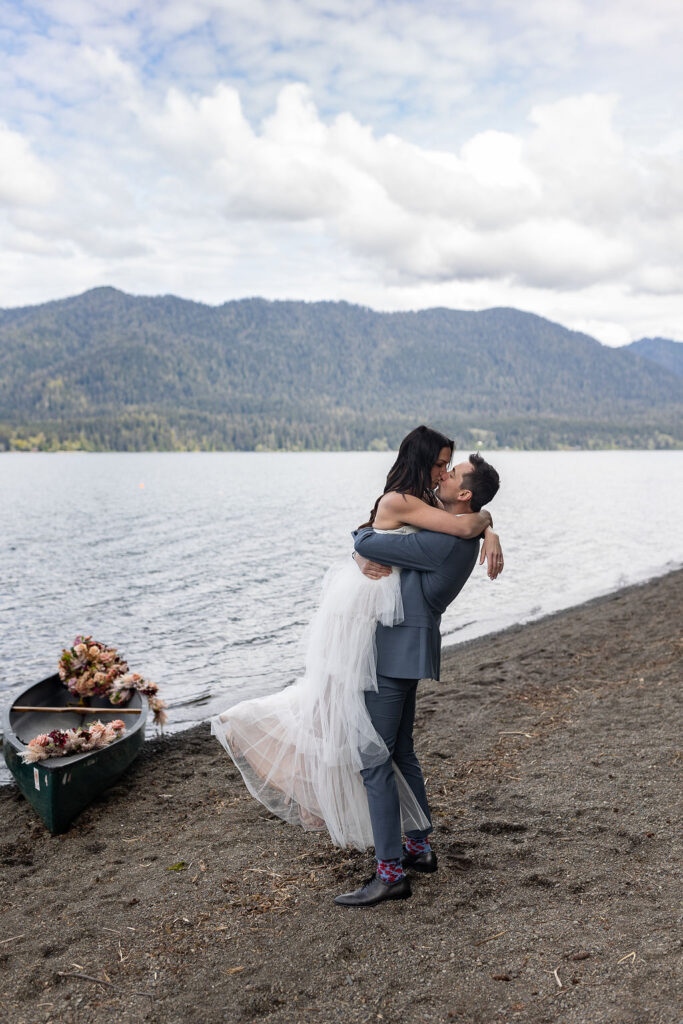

{"left": 1, "top": 288, "right": 680, "bottom": 451}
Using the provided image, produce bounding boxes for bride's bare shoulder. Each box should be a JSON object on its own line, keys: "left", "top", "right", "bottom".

{"left": 373, "top": 491, "right": 421, "bottom": 530}
{"left": 379, "top": 491, "right": 421, "bottom": 511}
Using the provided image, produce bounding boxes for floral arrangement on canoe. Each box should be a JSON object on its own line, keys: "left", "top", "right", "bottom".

{"left": 58, "top": 636, "right": 167, "bottom": 726}
{"left": 22, "top": 720, "right": 127, "bottom": 763}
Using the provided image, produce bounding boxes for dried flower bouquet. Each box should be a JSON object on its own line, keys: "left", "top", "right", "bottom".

{"left": 21, "top": 720, "right": 127, "bottom": 763}
{"left": 58, "top": 635, "right": 167, "bottom": 726}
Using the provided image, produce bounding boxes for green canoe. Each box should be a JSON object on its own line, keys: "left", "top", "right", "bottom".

{"left": 2, "top": 673, "right": 148, "bottom": 834}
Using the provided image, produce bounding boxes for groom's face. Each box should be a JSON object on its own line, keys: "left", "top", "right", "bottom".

{"left": 439, "top": 461, "right": 474, "bottom": 503}
{"left": 431, "top": 447, "right": 452, "bottom": 487}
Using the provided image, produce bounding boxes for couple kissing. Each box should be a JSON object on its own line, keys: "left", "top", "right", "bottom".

{"left": 211, "top": 425, "right": 502, "bottom": 908}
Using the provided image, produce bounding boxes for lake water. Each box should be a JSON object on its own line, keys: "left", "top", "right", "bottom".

{"left": 1, "top": 450, "right": 682, "bottom": 783}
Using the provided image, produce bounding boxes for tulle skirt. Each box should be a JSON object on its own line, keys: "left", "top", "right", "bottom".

{"left": 210, "top": 559, "right": 431, "bottom": 850}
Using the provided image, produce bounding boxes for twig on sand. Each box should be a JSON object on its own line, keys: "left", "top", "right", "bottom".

{"left": 57, "top": 972, "right": 116, "bottom": 990}
{"left": 617, "top": 951, "right": 636, "bottom": 964}
{"left": 474, "top": 930, "right": 507, "bottom": 946}
{"left": 552, "top": 968, "right": 563, "bottom": 989}
{"left": 56, "top": 972, "right": 154, "bottom": 999}
{"left": 0, "top": 935, "right": 24, "bottom": 945}
{"left": 498, "top": 731, "right": 534, "bottom": 739}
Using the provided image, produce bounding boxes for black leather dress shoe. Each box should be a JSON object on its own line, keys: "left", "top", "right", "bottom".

{"left": 401, "top": 848, "right": 438, "bottom": 873}
{"left": 334, "top": 873, "right": 412, "bottom": 907}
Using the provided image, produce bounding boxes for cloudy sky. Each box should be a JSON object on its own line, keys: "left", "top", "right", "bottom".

{"left": 1, "top": 0, "right": 682, "bottom": 344}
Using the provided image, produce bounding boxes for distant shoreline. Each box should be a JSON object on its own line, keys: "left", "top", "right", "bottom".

{"left": 2, "top": 444, "right": 683, "bottom": 454}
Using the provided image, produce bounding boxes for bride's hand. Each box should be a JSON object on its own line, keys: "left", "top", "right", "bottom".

{"left": 480, "top": 528, "right": 504, "bottom": 580}
{"left": 352, "top": 551, "right": 392, "bottom": 580}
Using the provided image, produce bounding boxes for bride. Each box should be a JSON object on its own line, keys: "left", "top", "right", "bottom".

{"left": 211, "top": 426, "right": 500, "bottom": 850}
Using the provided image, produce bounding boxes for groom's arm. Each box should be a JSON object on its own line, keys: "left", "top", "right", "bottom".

{"left": 353, "top": 527, "right": 471, "bottom": 573}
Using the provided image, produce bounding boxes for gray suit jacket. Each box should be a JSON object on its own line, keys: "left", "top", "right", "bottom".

{"left": 353, "top": 527, "right": 479, "bottom": 681}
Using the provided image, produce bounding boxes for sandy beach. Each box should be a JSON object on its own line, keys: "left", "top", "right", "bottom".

{"left": 1, "top": 569, "right": 681, "bottom": 1024}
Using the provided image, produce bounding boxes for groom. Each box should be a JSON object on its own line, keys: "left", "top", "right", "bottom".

{"left": 334, "top": 453, "right": 501, "bottom": 907}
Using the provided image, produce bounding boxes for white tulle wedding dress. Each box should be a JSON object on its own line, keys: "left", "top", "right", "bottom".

{"left": 210, "top": 526, "right": 431, "bottom": 850}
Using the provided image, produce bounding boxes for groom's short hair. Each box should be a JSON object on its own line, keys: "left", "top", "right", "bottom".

{"left": 463, "top": 453, "right": 500, "bottom": 512}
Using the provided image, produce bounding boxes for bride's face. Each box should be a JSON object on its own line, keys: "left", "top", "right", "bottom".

{"left": 431, "top": 446, "right": 452, "bottom": 487}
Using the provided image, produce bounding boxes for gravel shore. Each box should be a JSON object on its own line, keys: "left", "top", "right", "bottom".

{"left": 1, "top": 569, "right": 681, "bottom": 1024}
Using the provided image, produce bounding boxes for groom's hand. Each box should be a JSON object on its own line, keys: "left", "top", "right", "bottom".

{"left": 352, "top": 551, "right": 392, "bottom": 580}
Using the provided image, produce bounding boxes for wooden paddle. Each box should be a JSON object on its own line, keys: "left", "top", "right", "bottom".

{"left": 12, "top": 706, "right": 141, "bottom": 715}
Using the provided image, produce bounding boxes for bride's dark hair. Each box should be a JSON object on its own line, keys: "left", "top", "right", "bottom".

{"left": 358, "top": 425, "right": 454, "bottom": 528}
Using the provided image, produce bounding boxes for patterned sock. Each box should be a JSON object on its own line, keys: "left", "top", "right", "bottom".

{"left": 376, "top": 858, "right": 405, "bottom": 884}
{"left": 405, "top": 836, "right": 431, "bottom": 855}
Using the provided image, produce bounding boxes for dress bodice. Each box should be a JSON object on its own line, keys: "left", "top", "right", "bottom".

{"left": 373, "top": 525, "right": 419, "bottom": 535}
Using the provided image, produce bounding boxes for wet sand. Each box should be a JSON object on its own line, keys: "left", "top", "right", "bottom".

{"left": 1, "top": 569, "right": 681, "bottom": 1024}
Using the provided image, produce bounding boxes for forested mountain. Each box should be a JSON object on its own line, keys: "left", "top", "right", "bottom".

{"left": 0, "top": 288, "right": 681, "bottom": 450}
{"left": 625, "top": 337, "right": 683, "bottom": 377}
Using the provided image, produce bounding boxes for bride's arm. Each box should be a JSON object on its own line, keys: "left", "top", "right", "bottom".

{"left": 480, "top": 528, "right": 504, "bottom": 579}
{"left": 379, "top": 492, "right": 492, "bottom": 538}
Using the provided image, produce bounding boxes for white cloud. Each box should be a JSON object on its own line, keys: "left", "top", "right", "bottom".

{"left": 80, "top": 43, "right": 139, "bottom": 91}
{"left": 503, "top": 0, "right": 683, "bottom": 49}
{"left": 0, "top": 123, "right": 56, "bottom": 206}
{"left": 121, "top": 81, "right": 675, "bottom": 296}
{"left": 632, "top": 265, "right": 683, "bottom": 296}
{"left": 526, "top": 95, "right": 631, "bottom": 217}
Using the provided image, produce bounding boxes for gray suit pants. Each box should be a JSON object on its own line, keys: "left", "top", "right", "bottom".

{"left": 360, "top": 673, "right": 433, "bottom": 861}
